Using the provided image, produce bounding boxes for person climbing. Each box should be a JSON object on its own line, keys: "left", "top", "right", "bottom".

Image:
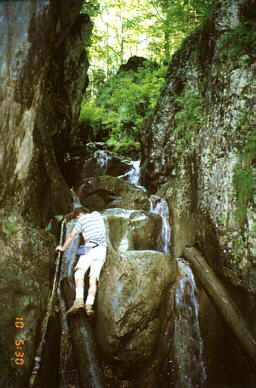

{"left": 55, "top": 207, "right": 107, "bottom": 316}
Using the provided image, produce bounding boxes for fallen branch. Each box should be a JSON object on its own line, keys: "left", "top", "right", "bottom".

{"left": 183, "top": 246, "right": 256, "bottom": 371}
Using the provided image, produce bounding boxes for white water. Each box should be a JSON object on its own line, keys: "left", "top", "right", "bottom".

{"left": 119, "top": 159, "right": 147, "bottom": 191}
{"left": 174, "top": 258, "right": 207, "bottom": 387}
{"left": 149, "top": 194, "right": 171, "bottom": 254}
{"left": 126, "top": 160, "right": 147, "bottom": 191}
{"left": 94, "top": 150, "right": 111, "bottom": 173}
{"left": 70, "top": 187, "right": 81, "bottom": 208}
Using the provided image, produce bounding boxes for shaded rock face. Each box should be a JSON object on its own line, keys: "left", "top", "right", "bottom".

{"left": 141, "top": 0, "right": 256, "bottom": 293}
{"left": 0, "top": 0, "right": 92, "bottom": 226}
{"left": 66, "top": 149, "right": 132, "bottom": 187}
{"left": 0, "top": 2, "right": 92, "bottom": 387}
{"left": 96, "top": 249, "right": 176, "bottom": 375}
{"left": 0, "top": 213, "right": 54, "bottom": 387}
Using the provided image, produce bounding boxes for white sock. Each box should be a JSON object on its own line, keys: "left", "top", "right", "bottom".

{"left": 85, "top": 295, "right": 95, "bottom": 305}
{"left": 75, "top": 287, "right": 84, "bottom": 299}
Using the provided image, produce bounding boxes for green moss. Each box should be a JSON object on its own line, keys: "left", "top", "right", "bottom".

{"left": 233, "top": 237, "right": 246, "bottom": 261}
{"left": 0, "top": 213, "right": 19, "bottom": 235}
{"left": 173, "top": 89, "right": 207, "bottom": 155}
{"left": 219, "top": 20, "right": 256, "bottom": 64}
{"left": 234, "top": 132, "right": 256, "bottom": 224}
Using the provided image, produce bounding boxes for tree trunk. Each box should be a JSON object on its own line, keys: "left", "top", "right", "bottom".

{"left": 183, "top": 246, "right": 256, "bottom": 371}
{"left": 61, "top": 278, "right": 106, "bottom": 388}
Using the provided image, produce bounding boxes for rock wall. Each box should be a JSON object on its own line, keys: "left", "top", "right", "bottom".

{"left": 0, "top": 0, "right": 92, "bottom": 226}
{"left": 0, "top": 1, "right": 92, "bottom": 386}
{"left": 0, "top": 213, "right": 55, "bottom": 387}
{"left": 141, "top": 0, "right": 256, "bottom": 295}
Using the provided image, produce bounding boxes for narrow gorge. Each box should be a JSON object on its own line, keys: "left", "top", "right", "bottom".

{"left": 0, "top": 1, "right": 255, "bottom": 387}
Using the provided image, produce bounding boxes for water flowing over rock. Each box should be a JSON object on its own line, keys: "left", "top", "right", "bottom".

{"left": 103, "top": 208, "right": 162, "bottom": 251}
{"left": 68, "top": 149, "right": 132, "bottom": 186}
{"left": 172, "top": 259, "right": 206, "bottom": 388}
{"left": 141, "top": 0, "right": 256, "bottom": 294}
{"left": 150, "top": 195, "right": 171, "bottom": 253}
{"left": 124, "top": 160, "right": 147, "bottom": 191}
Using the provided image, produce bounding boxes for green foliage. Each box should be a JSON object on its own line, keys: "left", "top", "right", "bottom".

{"left": 0, "top": 213, "right": 19, "bottom": 235}
{"left": 219, "top": 20, "right": 256, "bottom": 63}
{"left": 106, "top": 136, "right": 141, "bottom": 155}
{"left": 81, "top": 0, "right": 100, "bottom": 17}
{"left": 173, "top": 89, "right": 206, "bottom": 155}
{"left": 234, "top": 136, "right": 256, "bottom": 224}
{"left": 79, "top": 101, "right": 106, "bottom": 138}
{"left": 87, "top": 0, "right": 216, "bottom": 91}
{"left": 80, "top": 63, "right": 167, "bottom": 146}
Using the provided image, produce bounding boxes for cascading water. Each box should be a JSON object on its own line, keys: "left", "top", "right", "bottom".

{"left": 70, "top": 187, "right": 82, "bottom": 208}
{"left": 172, "top": 258, "right": 207, "bottom": 388}
{"left": 126, "top": 160, "right": 147, "bottom": 191}
{"left": 148, "top": 188, "right": 204, "bottom": 386}
{"left": 54, "top": 155, "right": 207, "bottom": 387}
{"left": 149, "top": 194, "right": 171, "bottom": 254}
{"left": 94, "top": 149, "right": 111, "bottom": 173}
{"left": 118, "top": 159, "right": 147, "bottom": 191}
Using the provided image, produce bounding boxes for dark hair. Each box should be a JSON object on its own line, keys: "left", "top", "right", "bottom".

{"left": 74, "top": 207, "right": 90, "bottom": 217}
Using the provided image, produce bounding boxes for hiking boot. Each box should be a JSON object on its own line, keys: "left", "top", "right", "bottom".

{"left": 85, "top": 304, "right": 94, "bottom": 316}
{"left": 66, "top": 298, "right": 84, "bottom": 316}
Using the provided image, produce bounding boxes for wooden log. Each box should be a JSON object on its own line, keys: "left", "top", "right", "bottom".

{"left": 183, "top": 246, "right": 256, "bottom": 370}
{"left": 61, "top": 278, "right": 106, "bottom": 388}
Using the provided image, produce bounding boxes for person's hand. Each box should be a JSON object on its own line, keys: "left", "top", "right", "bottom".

{"left": 55, "top": 245, "right": 65, "bottom": 252}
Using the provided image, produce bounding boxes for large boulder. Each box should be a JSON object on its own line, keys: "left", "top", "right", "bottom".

{"left": 103, "top": 208, "right": 162, "bottom": 251}
{"left": 96, "top": 249, "right": 176, "bottom": 375}
{"left": 0, "top": 213, "right": 54, "bottom": 387}
{"left": 66, "top": 149, "right": 132, "bottom": 187}
{"left": 77, "top": 175, "right": 149, "bottom": 211}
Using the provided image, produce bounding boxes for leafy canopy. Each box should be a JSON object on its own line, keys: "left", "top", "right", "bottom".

{"left": 79, "top": 0, "right": 215, "bottom": 154}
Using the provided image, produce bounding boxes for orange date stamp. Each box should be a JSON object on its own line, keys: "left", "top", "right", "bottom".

{"left": 14, "top": 317, "right": 25, "bottom": 366}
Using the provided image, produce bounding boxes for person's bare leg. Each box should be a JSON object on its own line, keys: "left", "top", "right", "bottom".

{"left": 85, "top": 276, "right": 97, "bottom": 315}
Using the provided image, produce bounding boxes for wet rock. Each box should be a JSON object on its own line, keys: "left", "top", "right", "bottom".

{"left": 0, "top": 213, "right": 54, "bottom": 387}
{"left": 66, "top": 150, "right": 132, "bottom": 187}
{"left": 78, "top": 175, "right": 149, "bottom": 211}
{"left": 96, "top": 249, "right": 176, "bottom": 374}
{"left": 103, "top": 208, "right": 162, "bottom": 251}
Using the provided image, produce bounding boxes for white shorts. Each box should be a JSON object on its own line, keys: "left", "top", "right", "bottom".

{"left": 75, "top": 245, "right": 107, "bottom": 281}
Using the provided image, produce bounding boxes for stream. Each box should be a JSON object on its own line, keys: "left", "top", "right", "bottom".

{"left": 30, "top": 151, "right": 207, "bottom": 387}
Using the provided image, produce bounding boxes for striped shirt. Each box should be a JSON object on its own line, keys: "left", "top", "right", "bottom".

{"left": 73, "top": 211, "right": 107, "bottom": 246}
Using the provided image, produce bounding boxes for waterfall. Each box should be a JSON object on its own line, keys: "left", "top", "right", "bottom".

{"left": 149, "top": 194, "right": 171, "bottom": 254}
{"left": 94, "top": 150, "right": 111, "bottom": 173}
{"left": 173, "top": 258, "right": 207, "bottom": 387}
{"left": 70, "top": 188, "right": 81, "bottom": 208}
{"left": 127, "top": 160, "right": 147, "bottom": 191}
{"left": 119, "top": 159, "right": 147, "bottom": 191}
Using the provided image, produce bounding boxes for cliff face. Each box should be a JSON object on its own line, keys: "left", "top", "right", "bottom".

{"left": 0, "top": 0, "right": 92, "bottom": 226}
{"left": 141, "top": 0, "right": 256, "bottom": 294}
{"left": 0, "top": 2, "right": 92, "bottom": 386}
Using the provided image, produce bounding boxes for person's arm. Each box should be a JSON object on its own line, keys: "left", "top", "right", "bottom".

{"left": 55, "top": 230, "right": 77, "bottom": 252}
